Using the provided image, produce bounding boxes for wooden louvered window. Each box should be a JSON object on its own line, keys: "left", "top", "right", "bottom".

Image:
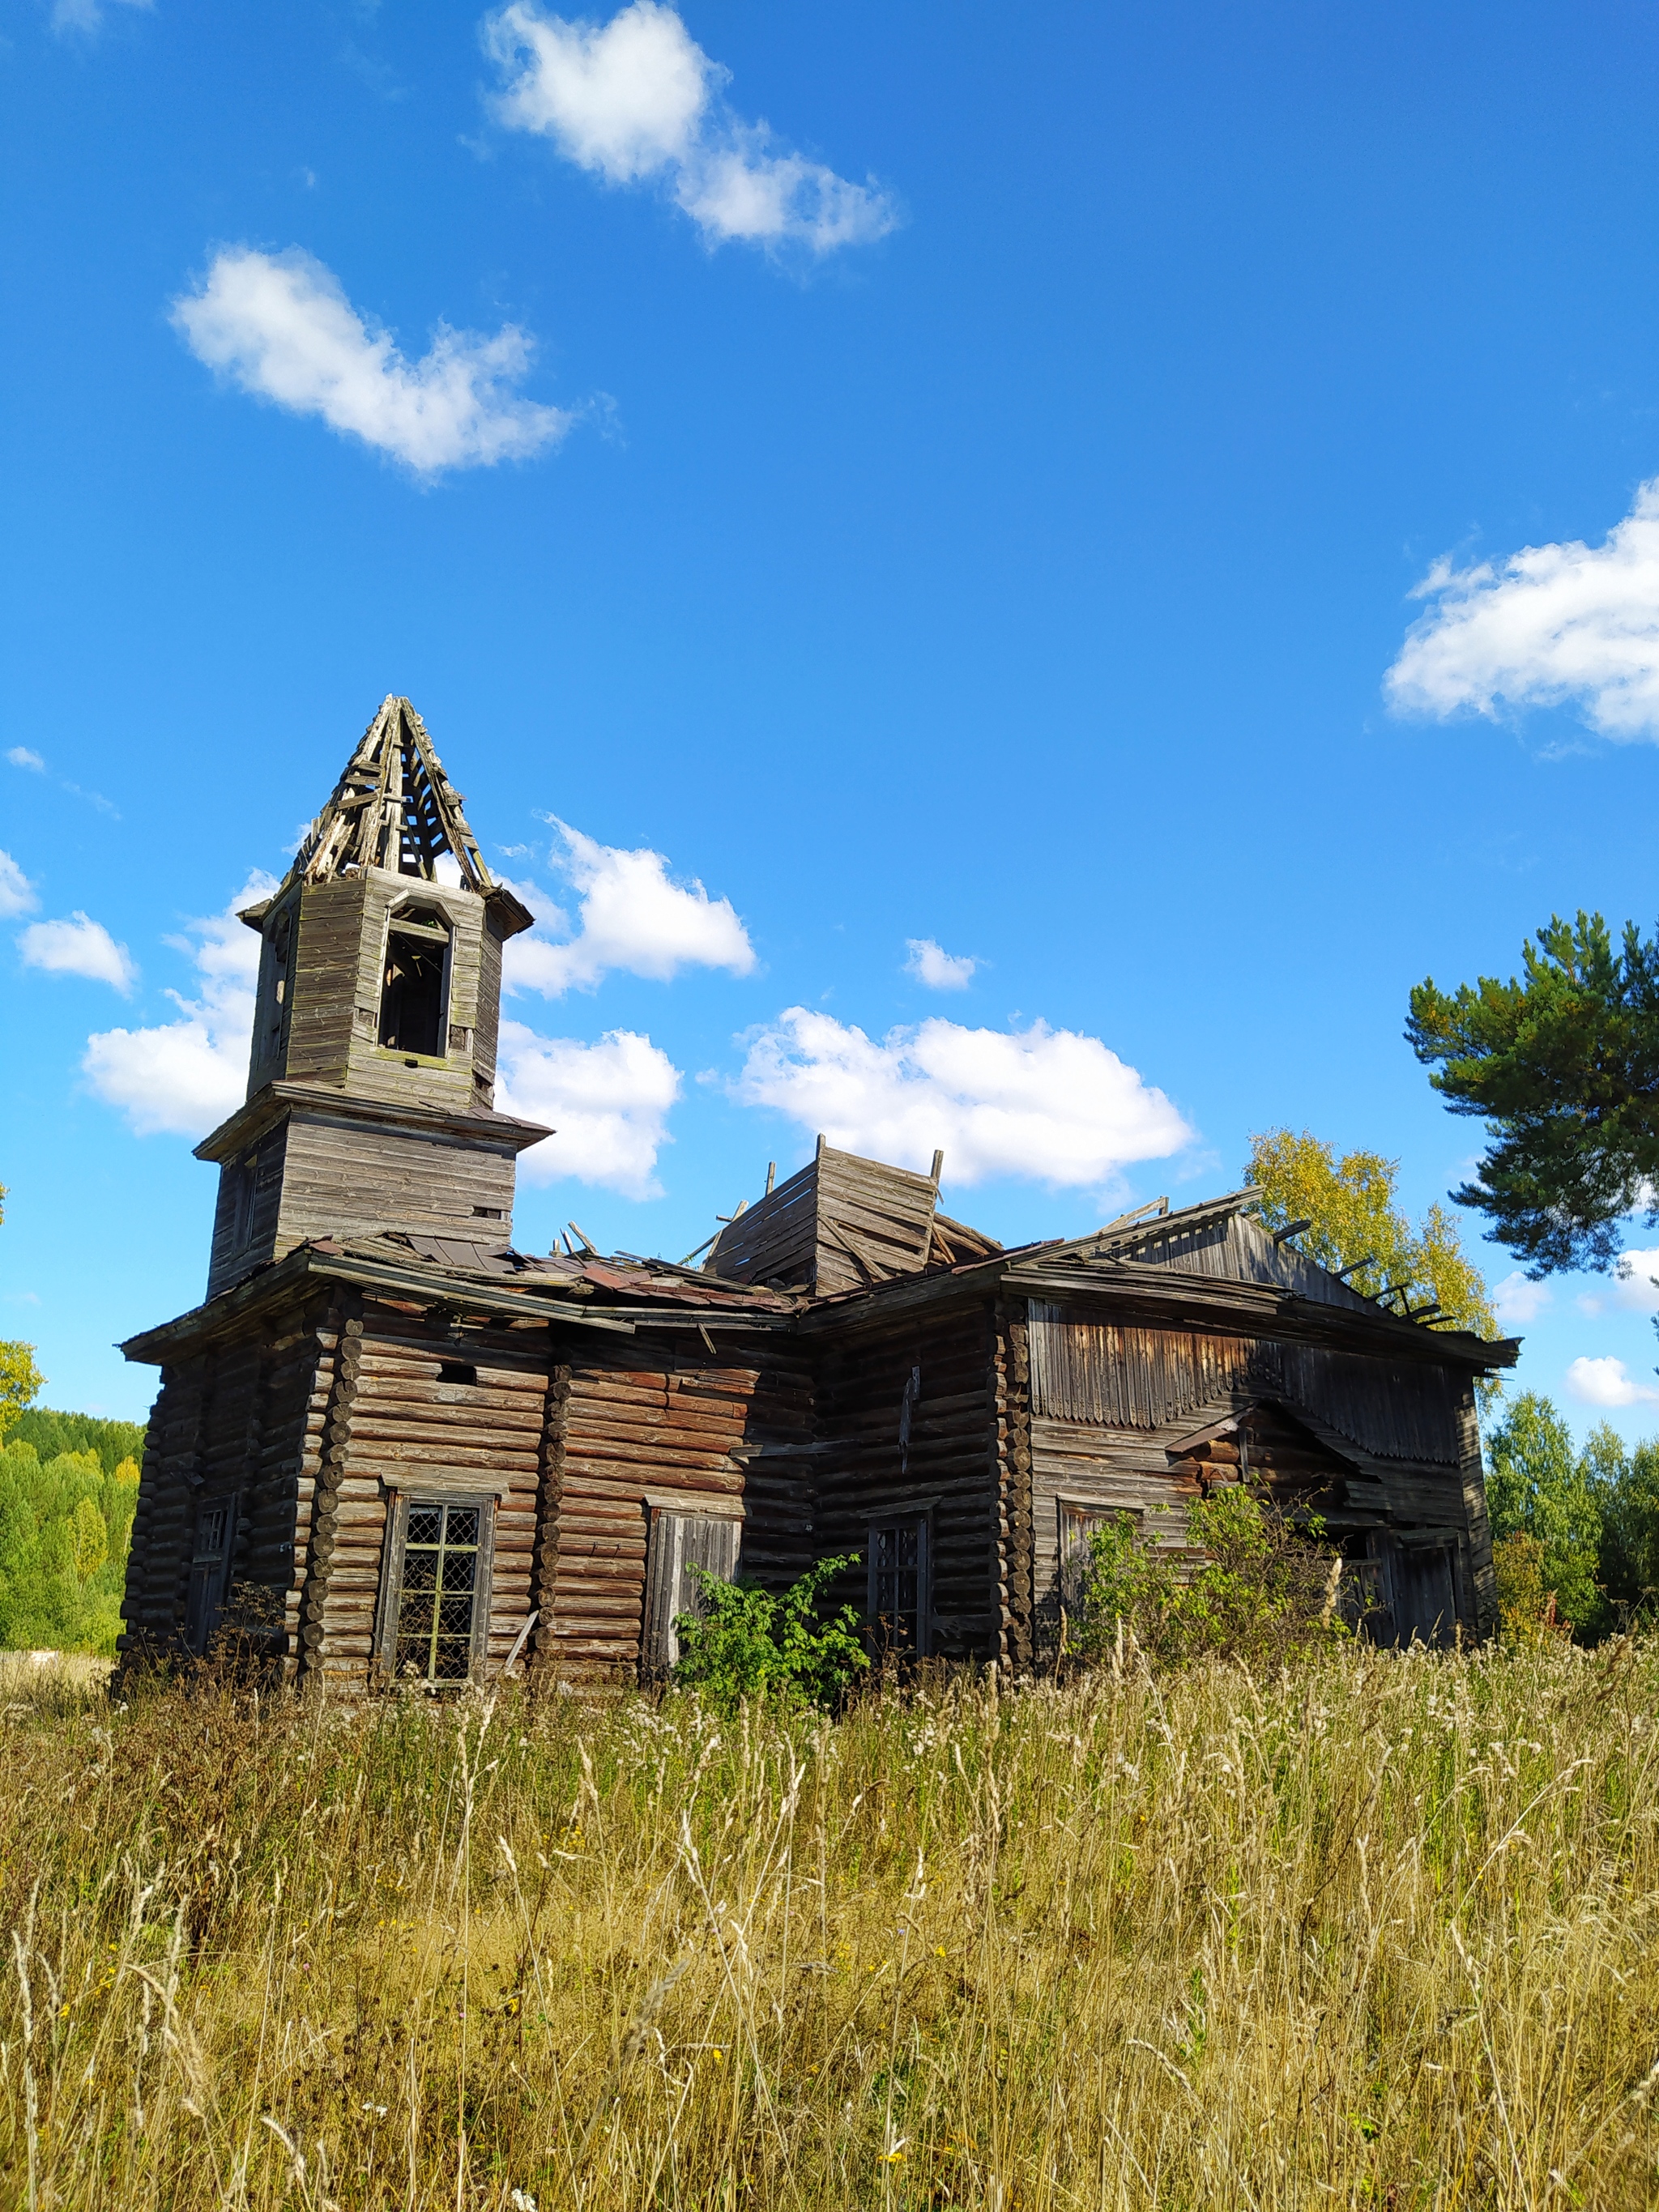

{"left": 380, "top": 1495, "right": 495, "bottom": 1683}
{"left": 642, "top": 1508, "right": 742, "bottom": 1676}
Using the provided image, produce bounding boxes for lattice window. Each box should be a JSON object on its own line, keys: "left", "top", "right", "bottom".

{"left": 387, "top": 1498, "right": 492, "bottom": 1682}
{"left": 868, "top": 1519, "right": 928, "bottom": 1656}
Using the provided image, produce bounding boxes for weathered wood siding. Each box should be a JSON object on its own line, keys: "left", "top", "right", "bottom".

{"left": 812, "top": 1302, "right": 1001, "bottom": 1659}
{"left": 707, "top": 1145, "right": 939, "bottom": 1295}
{"left": 544, "top": 1329, "right": 814, "bottom": 1683}
{"left": 274, "top": 1110, "right": 518, "bottom": 1256}
{"left": 1025, "top": 1298, "right": 1485, "bottom": 1646}
{"left": 1026, "top": 1302, "right": 1465, "bottom": 1466}
{"left": 206, "top": 1119, "right": 292, "bottom": 1302}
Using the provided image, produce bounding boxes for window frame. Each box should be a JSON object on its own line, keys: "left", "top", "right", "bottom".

{"left": 640, "top": 1501, "right": 744, "bottom": 1677}
{"left": 1056, "top": 1497, "right": 1144, "bottom": 1613}
{"left": 867, "top": 1513, "right": 932, "bottom": 1658}
{"left": 184, "top": 1493, "right": 240, "bottom": 1655}
{"left": 374, "top": 1488, "right": 497, "bottom": 1686}
{"left": 377, "top": 901, "right": 454, "bottom": 1063}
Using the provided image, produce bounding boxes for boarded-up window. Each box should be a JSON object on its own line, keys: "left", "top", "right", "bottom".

{"left": 1395, "top": 1541, "right": 1458, "bottom": 1647}
{"left": 868, "top": 1520, "right": 929, "bottom": 1656}
{"left": 185, "top": 1498, "right": 236, "bottom": 1654}
{"left": 1057, "top": 1501, "right": 1139, "bottom": 1612}
{"left": 642, "top": 1509, "right": 742, "bottom": 1675}
{"left": 383, "top": 1497, "right": 493, "bottom": 1682}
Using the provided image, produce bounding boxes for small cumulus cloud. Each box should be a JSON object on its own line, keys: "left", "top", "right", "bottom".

{"left": 497, "top": 1021, "right": 681, "bottom": 1197}
{"left": 19, "top": 913, "right": 137, "bottom": 993}
{"left": 731, "top": 1008, "right": 1192, "bottom": 1188}
{"left": 51, "top": 0, "right": 151, "bottom": 35}
{"left": 504, "top": 820, "right": 754, "bottom": 996}
{"left": 0, "top": 851, "right": 39, "bottom": 920}
{"left": 484, "top": 0, "right": 896, "bottom": 254}
{"left": 904, "top": 938, "right": 976, "bottom": 991}
{"left": 1493, "top": 1271, "right": 1551, "bottom": 1327}
{"left": 1387, "top": 478, "right": 1659, "bottom": 741}
{"left": 6, "top": 748, "right": 45, "bottom": 773}
{"left": 172, "top": 247, "right": 573, "bottom": 475}
{"left": 1613, "top": 1248, "right": 1659, "bottom": 1312}
{"left": 1565, "top": 1354, "right": 1659, "bottom": 1409}
{"left": 82, "top": 876, "right": 275, "bottom": 1135}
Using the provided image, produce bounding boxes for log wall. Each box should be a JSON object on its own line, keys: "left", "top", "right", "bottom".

{"left": 298, "top": 1302, "right": 552, "bottom": 1688}
{"left": 544, "top": 1328, "right": 814, "bottom": 1683}
{"left": 118, "top": 1299, "right": 331, "bottom": 1669}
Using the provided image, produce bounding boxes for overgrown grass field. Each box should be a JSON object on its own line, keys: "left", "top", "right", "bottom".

{"left": 3, "top": 1642, "right": 1658, "bottom": 2210}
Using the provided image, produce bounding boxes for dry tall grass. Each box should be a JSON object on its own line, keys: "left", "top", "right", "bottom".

{"left": 2, "top": 1641, "right": 1657, "bottom": 2210}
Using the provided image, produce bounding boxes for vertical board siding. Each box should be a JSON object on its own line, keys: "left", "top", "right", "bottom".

{"left": 812, "top": 1304, "right": 1000, "bottom": 1660}
{"left": 1026, "top": 1302, "right": 1463, "bottom": 1466}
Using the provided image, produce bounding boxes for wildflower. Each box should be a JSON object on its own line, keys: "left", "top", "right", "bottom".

{"left": 510, "top": 2193, "right": 539, "bottom": 2211}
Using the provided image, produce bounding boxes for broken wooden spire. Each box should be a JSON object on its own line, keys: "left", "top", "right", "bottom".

{"left": 287, "top": 696, "right": 496, "bottom": 893}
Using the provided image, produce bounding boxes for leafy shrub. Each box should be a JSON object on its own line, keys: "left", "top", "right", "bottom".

{"left": 1492, "top": 1529, "right": 1565, "bottom": 1643}
{"left": 1071, "top": 1481, "right": 1347, "bottom": 1671}
{"left": 672, "top": 1553, "right": 869, "bottom": 1712}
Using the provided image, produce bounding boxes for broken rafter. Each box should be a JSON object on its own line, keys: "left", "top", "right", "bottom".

{"left": 288, "top": 695, "right": 496, "bottom": 893}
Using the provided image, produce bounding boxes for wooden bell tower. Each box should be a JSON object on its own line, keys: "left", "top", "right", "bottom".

{"left": 196, "top": 696, "right": 549, "bottom": 1298}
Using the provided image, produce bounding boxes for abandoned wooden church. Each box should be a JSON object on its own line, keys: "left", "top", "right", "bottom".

{"left": 117, "top": 697, "right": 1518, "bottom": 1686}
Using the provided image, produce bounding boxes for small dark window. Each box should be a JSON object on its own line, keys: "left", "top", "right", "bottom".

{"left": 472, "top": 1205, "right": 503, "bottom": 1220}
{"left": 392, "top": 1499, "right": 487, "bottom": 1681}
{"left": 869, "top": 1519, "right": 928, "bottom": 1656}
{"left": 437, "top": 1360, "right": 477, "bottom": 1386}
{"left": 185, "top": 1499, "right": 236, "bottom": 1653}
{"left": 230, "top": 1149, "right": 260, "bottom": 1250}
{"left": 379, "top": 909, "right": 449, "bottom": 1057}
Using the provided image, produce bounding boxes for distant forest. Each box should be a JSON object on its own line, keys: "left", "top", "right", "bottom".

{"left": 0, "top": 1407, "right": 144, "bottom": 1656}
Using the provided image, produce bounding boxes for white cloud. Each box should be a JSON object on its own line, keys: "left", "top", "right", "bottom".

{"left": 1612, "top": 1248, "right": 1659, "bottom": 1312}
{"left": 1387, "top": 478, "right": 1659, "bottom": 739}
{"left": 171, "top": 247, "right": 572, "bottom": 475}
{"left": 731, "top": 1008, "right": 1192, "bottom": 1188}
{"left": 1565, "top": 1354, "right": 1659, "bottom": 1409}
{"left": 905, "top": 937, "right": 976, "bottom": 991}
{"left": 1493, "top": 1271, "right": 1551, "bottom": 1327}
{"left": 497, "top": 1020, "right": 681, "bottom": 1197}
{"left": 504, "top": 820, "right": 754, "bottom": 996}
{"left": 19, "top": 913, "right": 137, "bottom": 993}
{"left": 0, "top": 852, "right": 39, "bottom": 920}
{"left": 6, "top": 747, "right": 45, "bottom": 773}
{"left": 484, "top": 0, "right": 895, "bottom": 253}
{"left": 51, "top": 0, "right": 151, "bottom": 34}
{"left": 82, "top": 875, "right": 274, "bottom": 1137}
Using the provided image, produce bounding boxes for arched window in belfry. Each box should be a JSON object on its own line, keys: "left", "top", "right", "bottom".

{"left": 378, "top": 901, "right": 451, "bottom": 1059}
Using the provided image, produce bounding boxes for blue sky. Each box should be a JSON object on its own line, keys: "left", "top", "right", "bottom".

{"left": 8, "top": 0, "right": 1659, "bottom": 1434}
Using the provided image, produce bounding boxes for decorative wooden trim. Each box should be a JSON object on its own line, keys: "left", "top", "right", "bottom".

{"left": 642, "top": 1487, "right": 746, "bottom": 1519}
